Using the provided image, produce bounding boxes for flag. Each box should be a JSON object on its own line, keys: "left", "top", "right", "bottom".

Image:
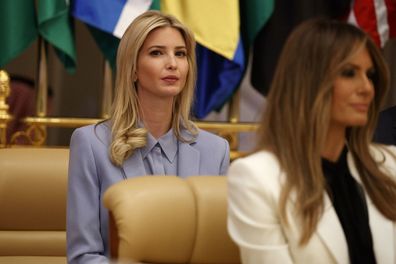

{"left": 73, "top": 0, "right": 244, "bottom": 118}
{"left": 240, "top": 0, "right": 274, "bottom": 50}
{"left": 72, "top": 0, "right": 159, "bottom": 68}
{"left": 239, "top": 0, "right": 274, "bottom": 103}
{"left": 348, "top": 0, "right": 396, "bottom": 47}
{"left": 38, "top": 0, "right": 77, "bottom": 73}
{"left": 251, "top": 0, "right": 352, "bottom": 96}
{"left": 0, "top": 0, "right": 37, "bottom": 67}
{"left": 161, "top": 0, "right": 245, "bottom": 118}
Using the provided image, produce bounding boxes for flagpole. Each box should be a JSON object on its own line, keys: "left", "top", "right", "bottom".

{"left": 101, "top": 60, "right": 113, "bottom": 119}
{"left": 32, "top": 36, "right": 48, "bottom": 145}
{"left": 227, "top": 89, "right": 240, "bottom": 150}
{"left": 36, "top": 37, "right": 48, "bottom": 117}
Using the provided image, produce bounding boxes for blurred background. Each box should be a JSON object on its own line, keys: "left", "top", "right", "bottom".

{"left": 1, "top": 0, "right": 396, "bottom": 150}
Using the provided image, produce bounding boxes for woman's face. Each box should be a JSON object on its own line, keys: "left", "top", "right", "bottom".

{"left": 330, "top": 47, "right": 375, "bottom": 128}
{"left": 136, "top": 26, "right": 189, "bottom": 100}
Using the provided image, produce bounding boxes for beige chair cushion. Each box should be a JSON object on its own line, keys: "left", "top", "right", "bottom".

{"left": 187, "top": 177, "right": 240, "bottom": 264}
{"left": 104, "top": 176, "right": 240, "bottom": 264}
{"left": 0, "top": 148, "right": 68, "bottom": 262}
{"left": 104, "top": 176, "right": 196, "bottom": 263}
{"left": 0, "top": 256, "right": 66, "bottom": 264}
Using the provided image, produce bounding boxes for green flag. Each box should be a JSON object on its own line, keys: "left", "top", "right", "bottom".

{"left": 0, "top": 0, "right": 38, "bottom": 67}
{"left": 240, "top": 0, "right": 274, "bottom": 49}
{"left": 86, "top": 26, "right": 119, "bottom": 70}
{"left": 38, "top": 0, "right": 76, "bottom": 73}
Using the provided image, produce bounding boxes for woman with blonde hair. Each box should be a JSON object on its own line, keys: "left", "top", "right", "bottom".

{"left": 228, "top": 18, "right": 396, "bottom": 263}
{"left": 67, "top": 11, "right": 229, "bottom": 263}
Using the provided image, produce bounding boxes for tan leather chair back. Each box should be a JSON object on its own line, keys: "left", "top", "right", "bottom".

{"left": 0, "top": 148, "right": 69, "bottom": 264}
{"left": 104, "top": 176, "right": 240, "bottom": 264}
{"left": 187, "top": 177, "right": 240, "bottom": 263}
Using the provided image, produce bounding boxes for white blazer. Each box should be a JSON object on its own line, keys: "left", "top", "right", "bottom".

{"left": 227, "top": 145, "right": 396, "bottom": 264}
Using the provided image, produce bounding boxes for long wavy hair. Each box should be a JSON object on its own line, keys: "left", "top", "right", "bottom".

{"left": 257, "top": 18, "right": 396, "bottom": 245}
{"left": 109, "top": 11, "right": 197, "bottom": 166}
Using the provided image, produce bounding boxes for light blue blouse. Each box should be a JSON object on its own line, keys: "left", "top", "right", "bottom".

{"left": 141, "top": 129, "right": 178, "bottom": 175}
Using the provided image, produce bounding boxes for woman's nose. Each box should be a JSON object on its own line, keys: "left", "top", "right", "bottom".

{"left": 361, "top": 75, "right": 374, "bottom": 94}
{"left": 166, "top": 55, "right": 177, "bottom": 70}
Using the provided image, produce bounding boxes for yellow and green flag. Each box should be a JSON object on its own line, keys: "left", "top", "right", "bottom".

{"left": 162, "top": 0, "right": 245, "bottom": 118}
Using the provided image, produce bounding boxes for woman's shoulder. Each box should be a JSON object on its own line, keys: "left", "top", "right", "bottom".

{"left": 231, "top": 150, "right": 280, "bottom": 169}
{"left": 228, "top": 150, "right": 283, "bottom": 187}
{"left": 71, "top": 121, "right": 111, "bottom": 146}
{"left": 195, "top": 128, "right": 227, "bottom": 144}
{"left": 369, "top": 144, "right": 396, "bottom": 172}
{"left": 185, "top": 128, "right": 228, "bottom": 151}
{"left": 369, "top": 144, "right": 396, "bottom": 159}
{"left": 189, "top": 129, "right": 229, "bottom": 159}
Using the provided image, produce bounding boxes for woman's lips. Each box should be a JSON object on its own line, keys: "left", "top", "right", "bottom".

{"left": 161, "top": 75, "right": 179, "bottom": 83}
{"left": 351, "top": 103, "right": 369, "bottom": 112}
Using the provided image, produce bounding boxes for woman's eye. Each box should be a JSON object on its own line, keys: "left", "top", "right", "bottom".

{"left": 175, "top": 51, "right": 187, "bottom": 57}
{"left": 340, "top": 68, "right": 356, "bottom": 78}
{"left": 366, "top": 69, "right": 376, "bottom": 82}
{"left": 149, "top": 50, "right": 162, "bottom": 56}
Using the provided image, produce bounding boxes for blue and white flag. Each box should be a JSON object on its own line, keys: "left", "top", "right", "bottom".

{"left": 72, "top": 0, "right": 153, "bottom": 38}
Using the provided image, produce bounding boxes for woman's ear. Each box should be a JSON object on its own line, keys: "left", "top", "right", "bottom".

{"left": 133, "top": 71, "right": 138, "bottom": 82}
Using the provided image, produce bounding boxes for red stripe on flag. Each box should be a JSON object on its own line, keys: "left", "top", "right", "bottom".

{"left": 354, "top": 0, "right": 381, "bottom": 46}
{"left": 385, "top": 0, "right": 396, "bottom": 37}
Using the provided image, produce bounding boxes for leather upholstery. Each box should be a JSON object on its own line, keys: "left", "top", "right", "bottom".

{"left": 103, "top": 176, "right": 240, "bottom": 264}
{"left": 0, "top": 148, "right": 69, "bottom": 264}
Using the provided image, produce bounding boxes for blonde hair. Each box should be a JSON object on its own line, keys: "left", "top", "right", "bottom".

{"left": 109, "top": 10, "right": 197, "bottom": 166}
{"left": 257, "top": 18, "right": 396, "bottom": 244}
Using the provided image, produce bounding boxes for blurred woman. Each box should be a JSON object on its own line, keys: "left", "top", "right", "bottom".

{"left": 228, "top": 18, "right": 396, "bottom": 264}
{"left": 67, "top": 11, "right": 229, "bottom": 264}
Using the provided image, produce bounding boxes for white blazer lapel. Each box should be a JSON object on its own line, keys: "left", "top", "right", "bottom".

{"left": 316, "top": 194, "right": 350, "bottom": 264}
{"left": 367, "top": 196, "right": 394, "bottom": 263}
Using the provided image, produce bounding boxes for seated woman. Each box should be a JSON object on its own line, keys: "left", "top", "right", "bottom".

{"left": 227, "top": 18, "right": 396, "bottom": 263}
{"left": 67, "top": 11, "right": 230, "bottom": 264}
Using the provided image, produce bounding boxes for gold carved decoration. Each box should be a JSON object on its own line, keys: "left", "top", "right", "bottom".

{"left": 0, "top": 70, "right": 12, "bottom": 147}
{"left": 10, "top": 124, "right": 47, "bottom": 146}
